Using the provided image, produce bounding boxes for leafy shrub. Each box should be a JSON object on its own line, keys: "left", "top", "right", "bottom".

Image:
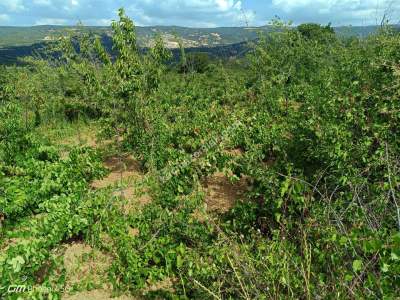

{"left": 179, "top": 52, "right": 211, "bottom": 73}
{"left": 297, "top": 23, "right": 336, "bottom": 42}
{"left": 0, "top": 103, "right": 31, "bottom": 164}
{"left": 1, "top": 12, "right": 400, "bottom": 300}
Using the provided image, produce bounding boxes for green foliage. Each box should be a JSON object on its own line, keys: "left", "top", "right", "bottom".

{"left": 1, "top": 12, "right": 400, "bottom": 300}
{"left": 0, "top": 102, "right": 31, "bottom": 164}
{"left": 297, "top": 23, "right": 335, "bottom": 42}
{"left": 179, "top": 52, "right": 211, "bottom": 73}
{"left": 0, "top": 139, "right": 107, "bottom": 299}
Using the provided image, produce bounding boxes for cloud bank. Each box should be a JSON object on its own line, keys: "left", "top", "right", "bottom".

{"left": 0, "top": 0, "right": 398, "bottom": 27}
{"left": 270, "top": 0, "right": 400, "bottom": 25}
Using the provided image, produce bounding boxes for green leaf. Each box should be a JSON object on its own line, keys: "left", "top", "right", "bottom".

{"left": 9, "top": 256, "right": 25, "bottom": 273}
{"left": 352, "top": 260, "right": 362, "bottom": 272}
{"left": 339, "top": 236, "right": 347, "bottom": 246}
{"left": 381, "top": 263, "right": 389, "bottom": 273}
{"left": 280, "top": 179, "right": 290, "bottom": 197}
{"left": 176, "top": 255, "right": 183, "bottom": 268}
{"left": 345, "top": 274, "right": 353, "bottom": 281}
{"left": 391, "top": 252, "right": 399, "bottom": 261}
{"left": 275, "top": 213, "right": 281, "bottom": 223}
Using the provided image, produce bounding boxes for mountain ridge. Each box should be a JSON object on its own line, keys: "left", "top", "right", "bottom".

{"left": 1, "top": 24, "right": 398, "bottom": 48}
{"left": 1, "top": 24, "right": 399, "bottom": 65}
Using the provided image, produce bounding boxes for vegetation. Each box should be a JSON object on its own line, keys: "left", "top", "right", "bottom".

{"left": 0, "top": 12, "right": 399, "bottom": 299}
{"left": 1, "top": 24, "right": 399, "bottom": 65}
{"left": 0, "top": 25, "right": 262, "bottom": 48}
{"left": 1, "top": 24, "right": 396, "bottom": 49}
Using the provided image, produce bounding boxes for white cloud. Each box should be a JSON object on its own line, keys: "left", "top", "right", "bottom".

{"left": 62, "top": 0, "right": 80, "bottom": 11}
{"left": 271, "top": 0, "right": 400, "bottom": 25}
{"left": 33, "top": 0, "right": 53, "bottom": 6}
{"left": 0, "top": 0, "right": 397, "bottom": 27}
{"left": 272, "top": 0, "right": 372, "bottom": 13}
{"left": 87, "top": 18, "right": 113, "bottom": 26}
{"left": 0, "top": 0, "right": 25, "bottom": 12}
{"left": 0, "top": 13, "right": 10, "bottom": 22}
{"left": 127, "top": 0, "right": 248, "bottom": 27}
{"left": 35, "top": 18, "right": 68, "bottom": 25}
{"left": 216, "top": 0, "right": 238, "bottom": 11}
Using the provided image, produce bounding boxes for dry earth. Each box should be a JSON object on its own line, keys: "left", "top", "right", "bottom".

{"left": 202, "top": 172, "right": 248, "bottom": 213}
{"left": 58, "top": 131, "right": 248, "bottom": 298}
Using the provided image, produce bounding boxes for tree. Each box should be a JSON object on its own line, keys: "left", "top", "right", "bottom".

{"left": 180, "top": 52, "right": 211, "bottom": 73}
{"left": 297, "top": 23, "right": 336, "bottom": 42}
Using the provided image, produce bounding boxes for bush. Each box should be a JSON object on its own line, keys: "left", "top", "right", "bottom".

{"left": 0, "top": 103, "right": 31, "bottom": 164}
{"left": 297, "top": 23, "right": 336, "bottom": 42}
{"left": 180, "top": 52, "right": 211, "bottom": 73}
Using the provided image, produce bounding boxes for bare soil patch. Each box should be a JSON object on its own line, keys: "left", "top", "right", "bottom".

{"left": 202, "top": 172, "right": 248, "bottom": 213}
{"left": 114, "top": 186, "right": 152, "bottom": 215}
{"left": 91, "top": 155, "right": 142, "bottom": 189}
{"left": 62, "top": 242, "right": 112, "bottom": 290}
{"left": 143, "top": 277, "right": 176, "bottom": 294}
{"left": 1, "top": 237, "right": 22, "bottom": 252}
{"left": 224, "top": 147, "right": 245, "bottom": 157}
{"left": 60, "top": 131, "right": 98, "bottom": 148}
{"left": 128, "top": 227, "right": 140, "bottom": 238}
{"left": 63, "top": 289, "right": 138, "bottom": 300}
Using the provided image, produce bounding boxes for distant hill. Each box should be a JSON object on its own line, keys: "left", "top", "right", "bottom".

{"left": 0, "top": 25, "right": 264, "bottom": 65}
{"left": 0, "top": 39, "right": 250, "bottom": 66}
{"left": 334, "top": 25, "right": 399, "bottom": 37}
{"left": 0, "top": 24, "right": 398, "bottom": 65}
{"left": 2, "top": 24, "right": 398, "bottom": 48}
{"left": 0, "top": 25, "right": 267, "bottom": 49}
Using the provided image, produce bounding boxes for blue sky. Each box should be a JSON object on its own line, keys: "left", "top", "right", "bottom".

{"left": 0, "top": 0, "right": 399, "bottom": 27}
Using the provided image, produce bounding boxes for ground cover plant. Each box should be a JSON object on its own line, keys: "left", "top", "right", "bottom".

{"left": 0, "top": 10, "right": 399, "bottom": 300}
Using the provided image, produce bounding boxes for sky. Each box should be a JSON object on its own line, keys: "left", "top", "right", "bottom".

{"left": 0, "top": 0, "right": 399, "bottom": 27}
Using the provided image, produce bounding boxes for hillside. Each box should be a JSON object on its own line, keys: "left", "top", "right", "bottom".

{"left": 0, "top": 25, "right": 265, "bottom": 48}
{"left": 0, "top": 25, "right": 262, "bottom": 64}
{"left": 1, "top": 24, "right": 398, "bottom": 48}
{"left": 0, "top": 40, "right": 250, "bottom": 66}
{"left": 1, "top": 24, "right": 399, "bottom": 65}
